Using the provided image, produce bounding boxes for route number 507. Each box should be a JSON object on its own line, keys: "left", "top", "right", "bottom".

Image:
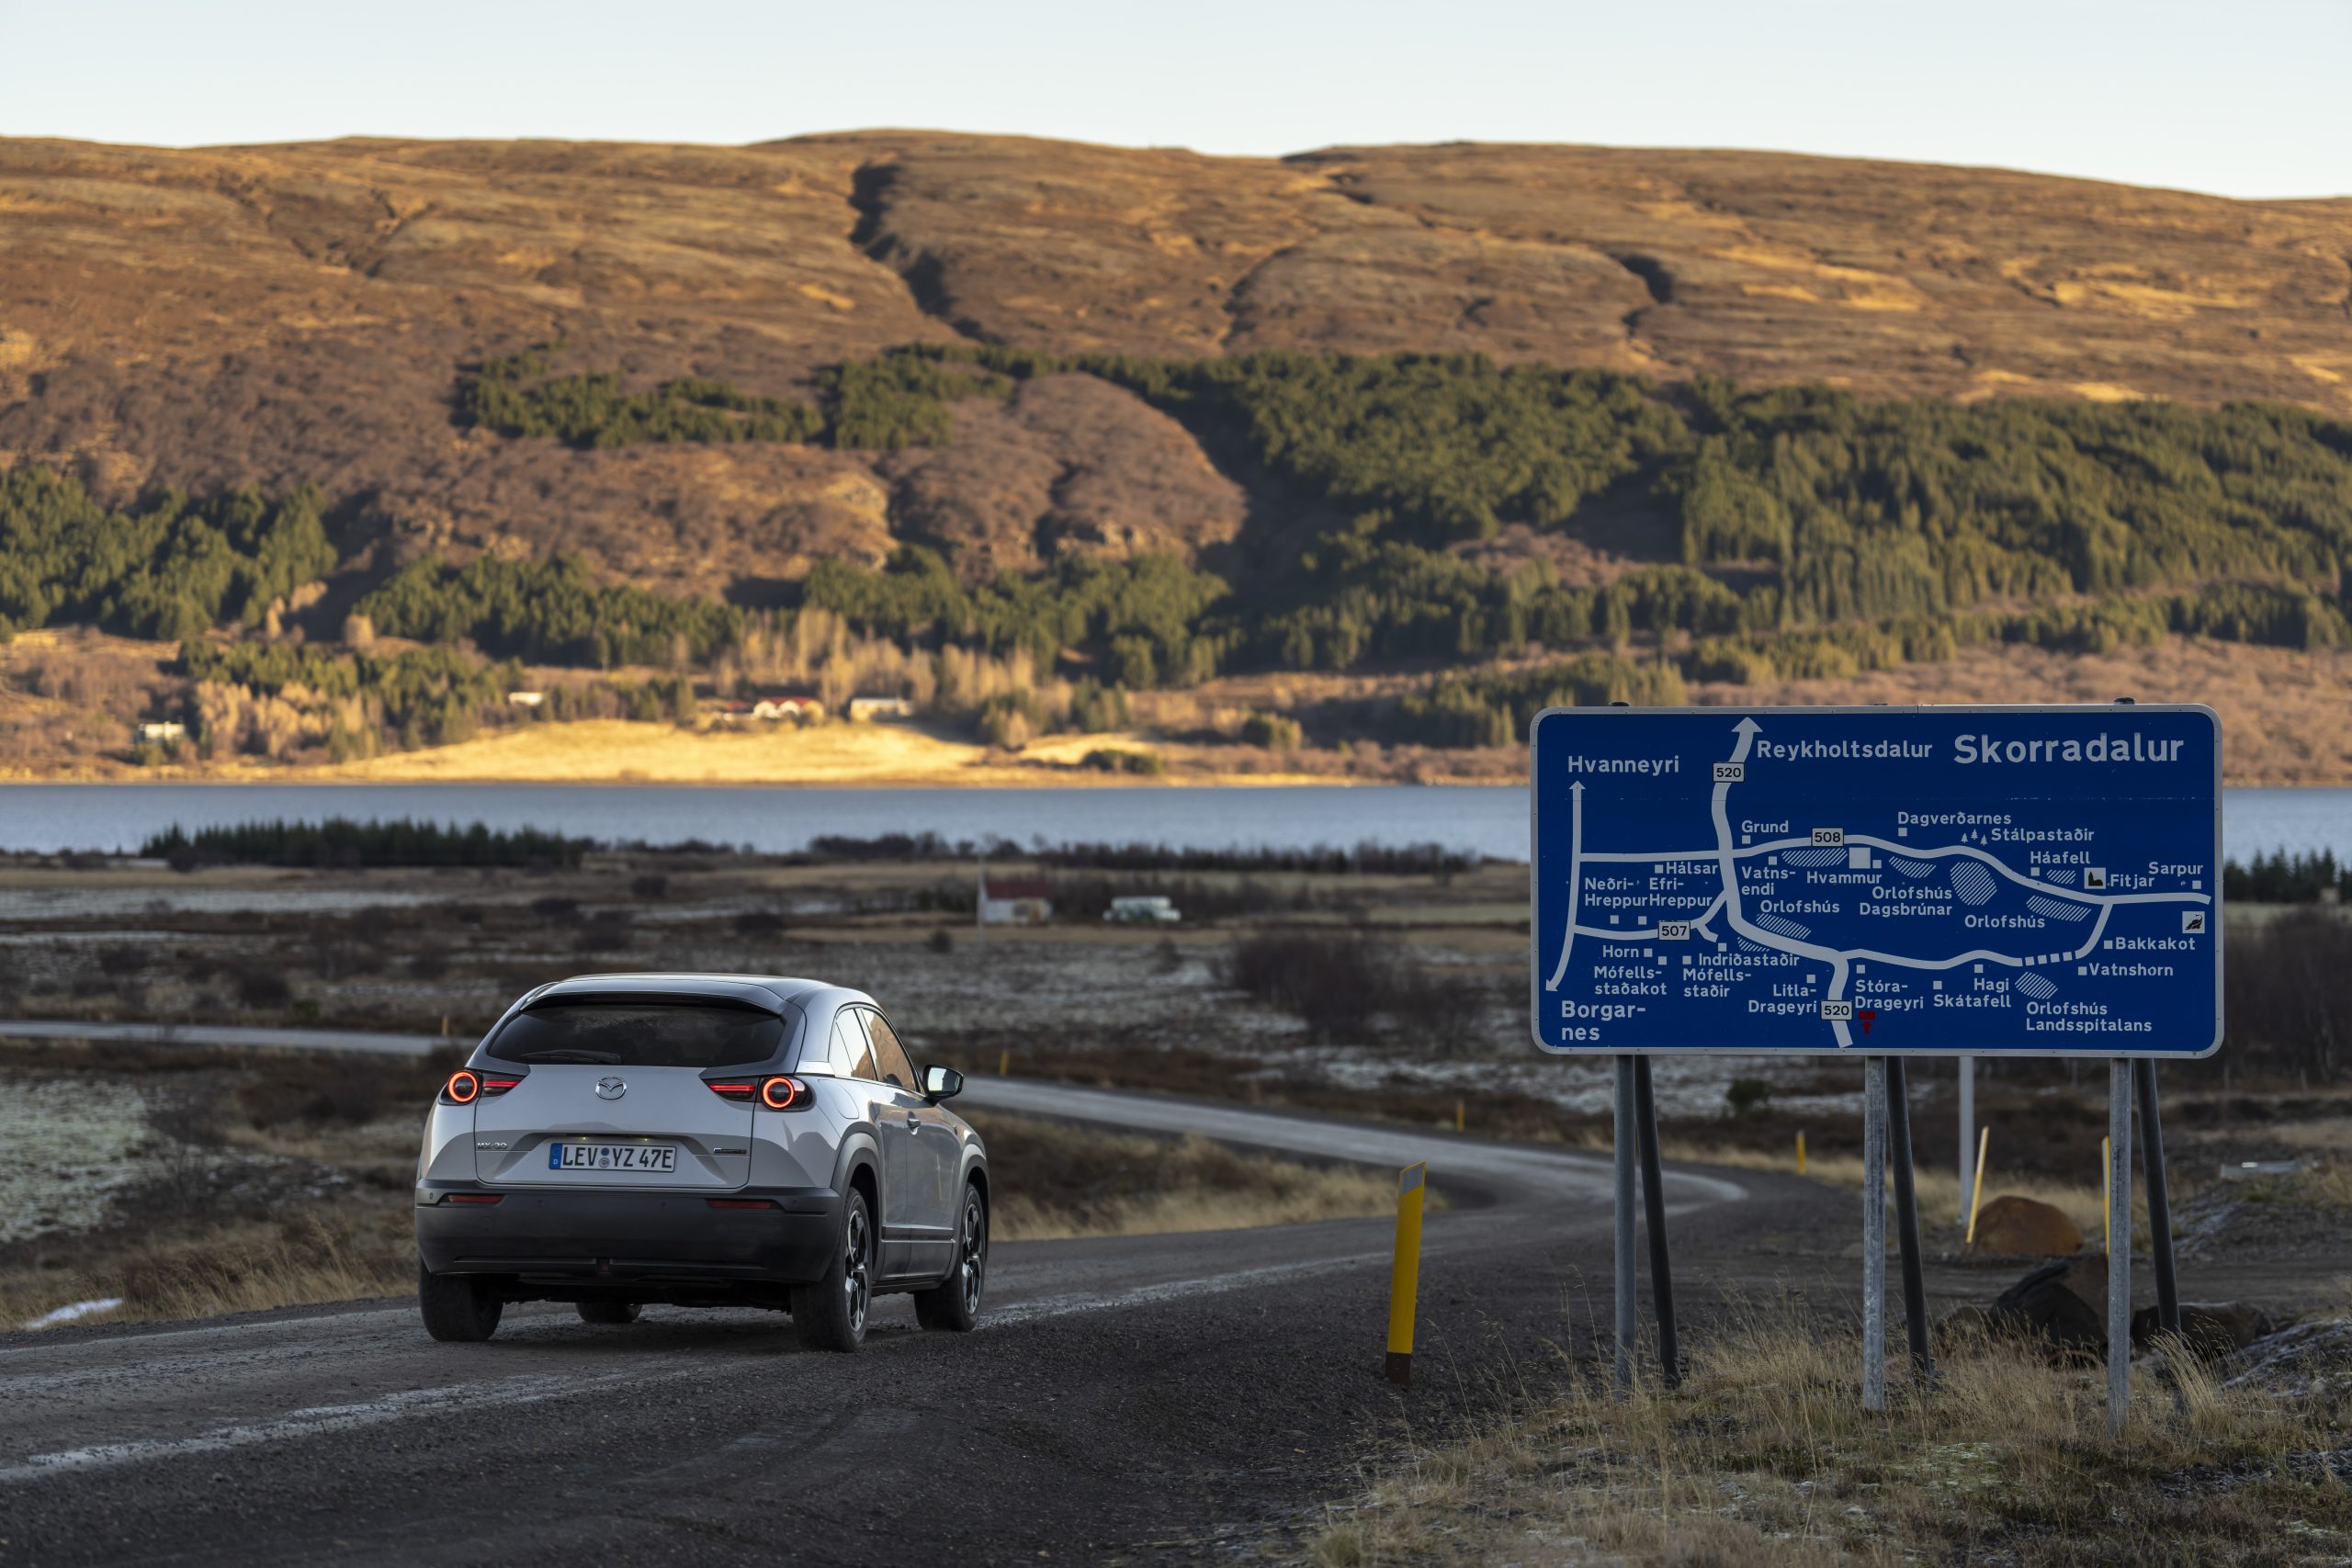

{"left": 1713, "top": 762, "right": 1745, "bottom": 783}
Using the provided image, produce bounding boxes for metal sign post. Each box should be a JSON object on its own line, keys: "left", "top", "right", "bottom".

{"left": 1633, "top": 1055, "right": 1681, "bottom": 1389}
{"left": 1530, "top": 705, "right": 2221, "bottom": 1426}
{"left": 1884, "top": 1058, "right": 1935, "bottom": 1381}
{"left": 1958, "top": 1055, "right": 1975, "bottom": 1224}
{"left": 2135, "top": 1058, "right": 2182, "bottom": 1337}
{"left": 2108, "top": 1063, "right": 2135, "bottom": 1434}
{"left": 1861, "top": 1058, "right": 1888, "bottom": 1412}
{"left": 1612, "top": 1055, "right": 1637, "bottom": 1397}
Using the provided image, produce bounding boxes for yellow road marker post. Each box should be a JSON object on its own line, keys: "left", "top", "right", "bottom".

{"left": 1964, "top": 1125, "right": 1991, "bottom": 1247}
{"left": 1385, "top": 1162, "right": 1428, "bottom": 1386}
{"left": 1795, "top": 1131, "right": 1806, "bottom": 1175}
{"left": 1454, "top": 1100, "right": 1464, "bottom": 1134}
{"left": 999, "top": 1048, "right": 1009, "bottom": 1077}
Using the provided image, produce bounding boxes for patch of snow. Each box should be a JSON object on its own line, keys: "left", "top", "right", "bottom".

{"left": 21, "top": 1297, "right": 124, "bottom": 1330}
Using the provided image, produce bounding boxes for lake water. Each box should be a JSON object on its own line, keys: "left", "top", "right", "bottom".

{"left": 0, "top": 782, "right": 2346, "bottom": 864}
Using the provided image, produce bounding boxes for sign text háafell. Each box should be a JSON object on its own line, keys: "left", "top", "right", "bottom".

{"left": 1529, "top": 705, "right": 2222, "bottom": 1056}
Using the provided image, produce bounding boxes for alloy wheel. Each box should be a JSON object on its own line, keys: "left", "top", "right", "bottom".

{"left": 958, "top": 1192, "right": 986, "bottom": 1314}
{"left": 844, "top": 1203, "right": 871, "bottom": 1334}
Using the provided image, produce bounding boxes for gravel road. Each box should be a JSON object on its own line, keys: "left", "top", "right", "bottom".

{"left": 0, "top": 1070, "right": 1797, "bottom": 1565}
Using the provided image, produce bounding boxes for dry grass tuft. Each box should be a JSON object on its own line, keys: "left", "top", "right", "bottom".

{"left": 974, "top": 1112, "right": 1400, "bottom": 1240}
{"left": 1665, "top": 1137, "right": 2128, "bottom": 1247}
{"left": 0, "top": 1204, "right": 415, "bottom": 1329}
{"left": 1314, "top": 1303, "right": 2352, "bottom": 1566}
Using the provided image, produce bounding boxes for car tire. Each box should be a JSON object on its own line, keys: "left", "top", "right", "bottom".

{"left": 577, "top": 1300, "right": 640, "bottom": 1325}
{"left": 914, "top": 1181, "right": 987, "bottom": 1333}
{"left": 418, "top": 1262, "right": 503, "bottom": 1343}
{"left": 793, "top": 1187, "right": 873, "bottom": 1352}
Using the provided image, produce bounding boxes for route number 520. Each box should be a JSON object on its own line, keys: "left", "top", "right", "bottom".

{"left": 1713, "top": 762, "right": 1745, "bottom": 783}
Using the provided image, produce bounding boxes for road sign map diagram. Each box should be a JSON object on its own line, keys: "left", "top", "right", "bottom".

{"left": 1531, "top": 705, "right": 2221, "bottom": 1056}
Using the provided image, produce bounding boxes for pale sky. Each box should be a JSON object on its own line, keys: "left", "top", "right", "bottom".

{"left": 2, "top": 0, "right": 2346, "bottom": 199}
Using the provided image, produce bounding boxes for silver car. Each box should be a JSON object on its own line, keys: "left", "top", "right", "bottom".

{"left": 414, "top": 974, "right": 989, "bottom": 1351}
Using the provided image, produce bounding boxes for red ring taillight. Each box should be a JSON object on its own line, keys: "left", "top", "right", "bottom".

{"left": 443, "top": 1069, "right": 481, "bottom": 1104}
{"left": 760, "top": 1076, "right": 808, "bottom": 1111}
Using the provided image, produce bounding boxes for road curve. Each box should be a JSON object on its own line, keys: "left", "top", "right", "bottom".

{"left": 2, "top": 1029, "right": 1749, "bottom": 1566}
{"left": 0, "top": 1018, "right": 447, "bottom": 1056}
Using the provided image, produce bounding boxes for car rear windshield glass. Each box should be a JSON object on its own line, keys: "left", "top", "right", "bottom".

{"left": 485, "top": 1002, "right": 784, "bottom": 1067}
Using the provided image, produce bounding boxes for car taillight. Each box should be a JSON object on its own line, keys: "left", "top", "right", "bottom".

{"left": 707, "top": 1198, "right": 778, "bottom": 1211}
{"left": 759, "top": 1076, "right": 808, "bottom": 1111}
{"left": 447, "top": 1192, "right": 503, "bottom": 1205}
{"left": 441, "top": 1070, "right": 521, "bottom": 1105}
{"left": 706, "top": 1080, "right": 756, "bottom": 1101}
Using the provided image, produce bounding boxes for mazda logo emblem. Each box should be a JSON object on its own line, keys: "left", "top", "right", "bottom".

{"left": 595, "top": 1077, "right": 627, "bottom": 1100}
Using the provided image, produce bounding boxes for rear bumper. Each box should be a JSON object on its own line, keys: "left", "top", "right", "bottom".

{"left": 414, "top": 1180, "right": 841, "bottom": 1291}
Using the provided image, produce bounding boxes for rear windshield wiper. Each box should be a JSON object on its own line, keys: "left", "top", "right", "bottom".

{"left": 514, "top": 1049, "right": 623, "bottom": 1064}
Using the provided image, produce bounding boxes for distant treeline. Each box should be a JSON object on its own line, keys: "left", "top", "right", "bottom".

{"left": 458, "top": 345, "right": 823, "bottom": 448}
{"left": 455, "top": 343, "right": 1008, "bottom": 452}
{"left": 2223, "top": 850, "right": 2352, "bottom": 904}
{"left": 141, "top": 818, "right": 594, "bottom": 869}
{"left": 801, "top": 547, "right": 1229, "bottom": 682}
{"left": 356, "top": 553, "right": 745, "bottom": 668}
{"left": 799, "top": 831, "right": 1479, "bottom": 876}
{"left": 0, "top": 467, "right": 335, "bottom": 641}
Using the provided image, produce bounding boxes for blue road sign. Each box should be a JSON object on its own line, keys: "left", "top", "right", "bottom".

{"left": 1530, "top": 705, "right": 2222, "bottom": 1057}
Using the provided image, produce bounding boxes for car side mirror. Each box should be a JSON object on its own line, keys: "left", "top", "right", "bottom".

{"left": 922, "top": 1064, "right": 964, "bottom": 1103}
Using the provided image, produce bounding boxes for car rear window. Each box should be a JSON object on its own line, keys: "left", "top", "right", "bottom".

{"left": 485, "top": 1001, "right": 785, "bottom": 1067}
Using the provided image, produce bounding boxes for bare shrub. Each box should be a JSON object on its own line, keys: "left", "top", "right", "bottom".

{"left": 305, "top": 923, "right": 388, "bottom": 980}
{"left": 1224, "top": 931, "right": 1483, "bottom": 1042}
{"left": 629, "top": 873, "right": 670, "bottom": 900}
{"left": 234, "top": 1051, "right": 454, "bottom": 1129}
{"left": 2221, "top": 909, "right": 2352, "bottom": 1085}
{"left": 1225, "top": 931, "right": 1385, "bottom": 1040}
{"left": 733, "top": 908, "right": 787, "bottom": 939}
{"left": 96, "top": 944, "right": 147, "bottom": 978}
{"left": 573, "top": 912, "right": 633, "bottom": 953}
{"left": 232, "top": 967, "right": 292, "bottom": 1009}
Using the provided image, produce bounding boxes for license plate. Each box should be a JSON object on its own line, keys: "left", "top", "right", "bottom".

{"left": 548, "top": 1142, "right": 678, "bottom": 1173}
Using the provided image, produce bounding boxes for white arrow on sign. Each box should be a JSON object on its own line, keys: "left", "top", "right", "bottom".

{"left": 1544, "top": 780, "right": 1584, "bottom": 991}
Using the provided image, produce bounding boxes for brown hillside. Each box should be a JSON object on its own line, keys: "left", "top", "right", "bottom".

{"left": 1, "top": 133, "right": 2349, "bottom": 595}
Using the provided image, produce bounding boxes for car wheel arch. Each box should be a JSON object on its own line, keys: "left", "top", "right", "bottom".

{"left": 831, "top": 1134, "right": 882, "bottom": 1209}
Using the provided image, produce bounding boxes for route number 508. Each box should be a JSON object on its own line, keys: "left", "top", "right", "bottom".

{"left": 1713, "top": 763, "right": 1745, "bottom": 783}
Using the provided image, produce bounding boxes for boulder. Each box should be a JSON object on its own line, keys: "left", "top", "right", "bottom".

{"left": 2133, "top": 1302, "right": 2278, "bottom": 1358}
{"left": 1969, "top": 1195, "right": 2086, "bottom": 1257}
{"left": 1985, "top": 1256, "right": 2109, "bottom": 1359}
